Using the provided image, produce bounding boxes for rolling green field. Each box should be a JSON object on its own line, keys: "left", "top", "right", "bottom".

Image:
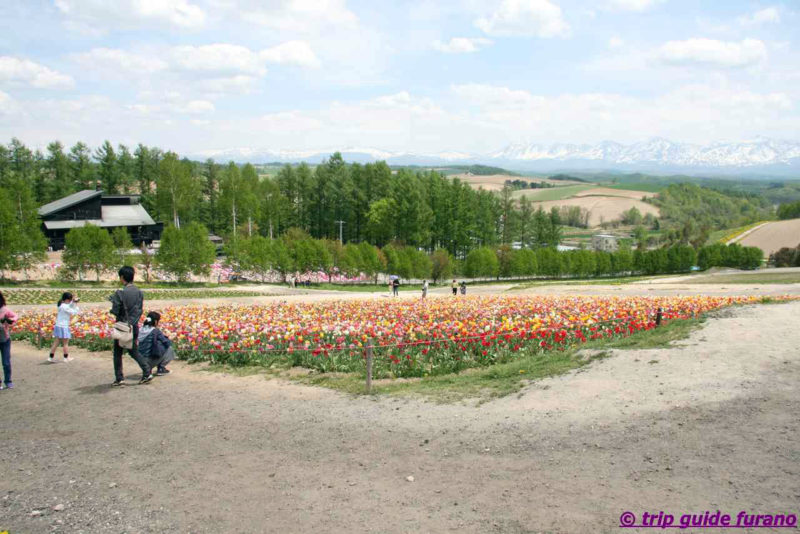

{"left": 602, "top": 183, "right": 665, "bottom": 193}
{"left": 511, "top": 184, "right": 594, "bottom": 201}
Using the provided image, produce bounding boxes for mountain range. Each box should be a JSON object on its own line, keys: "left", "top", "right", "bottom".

{"left": 190, "top": 137, "right": 800, "bottom": 177}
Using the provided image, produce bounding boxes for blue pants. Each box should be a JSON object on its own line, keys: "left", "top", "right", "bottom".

{"left": 0, "top": 339, "right": 10, "bottom": 385}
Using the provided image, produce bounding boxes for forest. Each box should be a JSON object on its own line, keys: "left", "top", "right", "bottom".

{"left": 0, "top": 138, "right": 768, "bottom": 282}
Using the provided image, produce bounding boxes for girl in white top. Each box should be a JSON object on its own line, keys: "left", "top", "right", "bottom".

{"left": 49, "top": 292, "right": 80, "bottom": 363}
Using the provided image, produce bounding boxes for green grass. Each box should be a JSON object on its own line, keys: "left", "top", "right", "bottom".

{"left": 200, "top": 316, "right": 705, "bottom": 403}
{"left": 602, "top": 183, "right": 665, "bottom": 193}
{"left": 508, "top": 274, "right": 672, "bottom": 289}
{"left": 511, "top": 184, "right": 594, "bottom": 202}
{"left": 304, "top": 282, "right": 420, "bottom": 292}
{"left": 674, "top": 271, "right": 800, "bottom": 284}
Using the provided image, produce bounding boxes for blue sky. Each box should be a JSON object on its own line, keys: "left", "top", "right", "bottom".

{"left": 0, "top": 0, "right": 797, "bottom": 155}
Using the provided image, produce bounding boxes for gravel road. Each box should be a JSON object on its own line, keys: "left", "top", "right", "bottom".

{"left": 1, "top": 301, "right": 799, "bottom": 533}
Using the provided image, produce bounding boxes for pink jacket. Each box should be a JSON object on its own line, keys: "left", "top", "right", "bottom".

{"left": 0, "top": 306, "right": 18, "bottom": 339}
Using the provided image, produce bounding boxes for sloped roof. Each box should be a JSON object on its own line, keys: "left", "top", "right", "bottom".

{"left": 43, "top": 204, "right": 156, "bottom": 230}
{"left": 38, "top": 190, "right": 102, "bottom": 217}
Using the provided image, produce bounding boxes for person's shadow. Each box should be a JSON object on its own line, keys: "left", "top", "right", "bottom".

{"left": 74, "top": 384, "right": 117, "bottom": 395}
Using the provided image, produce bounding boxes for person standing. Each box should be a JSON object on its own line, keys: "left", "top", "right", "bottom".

{"left": 0, "top": 291, "right": 19, "bottom": 390}
{"left": 49, "top": 292, "right": 80, "bottom": 362}
{"left": 421, "top": 280, "right": 428, "bottom": 299}
{"left": 392, "top": 277, "right": 400, "bottom": 297}
{"left": 451, "top": 279, "right": 458, "bottom": 296}
{"left": 110, "top": 266, "right": 152, "bottom": 386}
{"left": 460, "top": 281, "right": 467, "bottom": 295}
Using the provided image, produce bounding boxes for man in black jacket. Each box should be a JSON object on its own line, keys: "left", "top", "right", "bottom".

{"left": 111, "top": 266, "right": 152, "bottom": 386}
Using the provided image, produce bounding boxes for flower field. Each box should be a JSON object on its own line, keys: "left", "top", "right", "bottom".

{"left": 0, "top": 288, "right": 265, "bottom": 305}
{"left": 11, "top": 294, "right": 793, "bottom": 378}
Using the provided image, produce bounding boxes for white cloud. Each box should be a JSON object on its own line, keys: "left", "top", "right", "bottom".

{"left": 170, "top": 42, "right": 320, "bottom": 76}
{"left": 608, "top": 36, "right": 624, "bottom": 49}
{"left": 658, "top": 38, "right": 767, "bottom": 68}
{"left": 242, "top": 0, "right": 358, "bottom": 33}
{"left": 71, "top": 48, "right": 168, "bottom": 76}
{"left": 177, "top": 99, "right": 215, "bottom": 114}
{"left": 54, "top": 0, "right": 206, "bottom": 33}
{"left": 0, "top": 90, "right": 20, "bottom": 115}
{"left": 433, "top": 37, "right": 493, "bottom": 53}
{"left": 196, "top": 75, "right": 260, "bottom": 96}
{"left": 475, "top": 0, "right": 569, "bottom": 38}
{"left": 260, "top": 41, "right": 321, "bottom": 68}
{"left": 170, "top": 43, "right": 268, "bottom": 76}
{"left": 737, "top": 7, "right": 780, "bottom": 26}
{"left": 605, "top": 0, "right": 663, "bottom": 11}
{"left": 0, "top": 56, "right": 74, "bottom": 89}
{"left": 448, "top": 83, "right": 794, "bottom": 145}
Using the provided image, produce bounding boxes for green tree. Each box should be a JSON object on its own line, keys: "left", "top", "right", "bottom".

{"left": 157, "top": 223, "right": 215, "bottom": 281}
{"left": 339, "top": 243, "right": 364, "bottom": 278}
{"left": 464, "top": 247, "right": 499, "bottom": 279}
{"left": 45, "top": 141, "right": 72, "bottom": 202}
{"left": 111, "top": 227, "right": 133, "bottom": 266}
{"left": 157, "top": 152, "right": 198, "bottom": 228}
{"left": 0, "top": 174, "right": 47, "bottom": 278}
{"left": 357, "top": 241, "right": 383, "bottom": 283}
{"left": 138, "top": 242, "right": 155, "bottom": 283}
{"left": 63, "top": 224, "right": 114, "bottom": 281}
{"left": 94, "top": 140, "right": 118, "bottom": 193}
{"left": 240, "top": 235, "right": 274, "bottom": 282}
{"left": 69, "top": 142, "right": 94, "bottom": 190}
{"left": 366, "top": 198, "right": 396, "bottom": 246}
{"left": 430, "top": 248, "right": 454, "bottom": 283}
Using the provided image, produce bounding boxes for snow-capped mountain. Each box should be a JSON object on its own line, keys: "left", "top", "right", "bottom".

{"left": 490, "top": 137, "right": 800, "bottom": 168}
{"left": 189, "top": 137, "right": 800, "bottom": 175}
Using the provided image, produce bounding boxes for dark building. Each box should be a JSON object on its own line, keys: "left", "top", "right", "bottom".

{"left": 38, "top": 190, "right": 163, "bottom": 251}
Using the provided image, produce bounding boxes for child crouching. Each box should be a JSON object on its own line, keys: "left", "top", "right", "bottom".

{"left": 138, "top": 311, "right": 174, "bottom": 376}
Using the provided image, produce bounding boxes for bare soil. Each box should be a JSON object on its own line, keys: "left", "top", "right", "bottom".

{"left": 733, "top": 218, "right": 800, "bottom": 256}
{"left": 529, "top": 196, "right": 660, "bottom": 227}
{"left": 455, "top": 174, "right": 585, "bottom": 191}
{"left": 1, "top": 295, "right": 799, "bottom": 533}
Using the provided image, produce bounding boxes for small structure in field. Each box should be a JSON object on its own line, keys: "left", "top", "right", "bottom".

{"left": 38, "top": 190, "right": 163, "bottom": 251}
{"left": 592, "top": 233, "right": 619, "bottom": 252}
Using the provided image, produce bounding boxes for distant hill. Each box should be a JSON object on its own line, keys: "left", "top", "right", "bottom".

{"left": 188, "top": 137, "right": 800, "bottom": 178}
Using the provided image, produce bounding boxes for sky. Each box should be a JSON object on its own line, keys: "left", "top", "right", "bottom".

{"left": 0, "top": 0, "right": 798, "bottom": 156}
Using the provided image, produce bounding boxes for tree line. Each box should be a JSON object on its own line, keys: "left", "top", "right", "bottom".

{"left": 1, "top": 138, "right": 567, "bottom": 258}
{"left": 53, "top": 223, "right": 763, "bottom": 284}
{"left": 0, "top": 137, "right": 766, "bottom": 282}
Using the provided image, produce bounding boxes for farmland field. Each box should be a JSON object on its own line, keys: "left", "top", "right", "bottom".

{"left": 455, "top": 173, "right": 583, "bottom": 191}
{"left": 511, "top": 184, "right": 595, "bottom": 201}
{"left": 731, "top": 218, "right": 800, "bottom": 255}
{"left": 602, "top": 182, "right": 665, "bottom": 193}
{"left": 572, "top": 186, "right": 656, "bottom": 200}
{"left": 531, "top": 196, "right": 660, "bottom": 227}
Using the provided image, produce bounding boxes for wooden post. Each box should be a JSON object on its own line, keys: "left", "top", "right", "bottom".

{"left": 365, "top": 342, "right": 373, "bottom": 394}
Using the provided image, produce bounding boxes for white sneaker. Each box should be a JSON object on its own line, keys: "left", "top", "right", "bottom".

{"left": 63, "top": 356, "right": 72, "bottom": 362}
{"left": 47, "top": 356, "right": 54, "bottom": 363}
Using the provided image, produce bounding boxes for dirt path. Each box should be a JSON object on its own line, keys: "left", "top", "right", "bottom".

{"left": 2, "top": 301, "right": 799, "bottom": 533}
